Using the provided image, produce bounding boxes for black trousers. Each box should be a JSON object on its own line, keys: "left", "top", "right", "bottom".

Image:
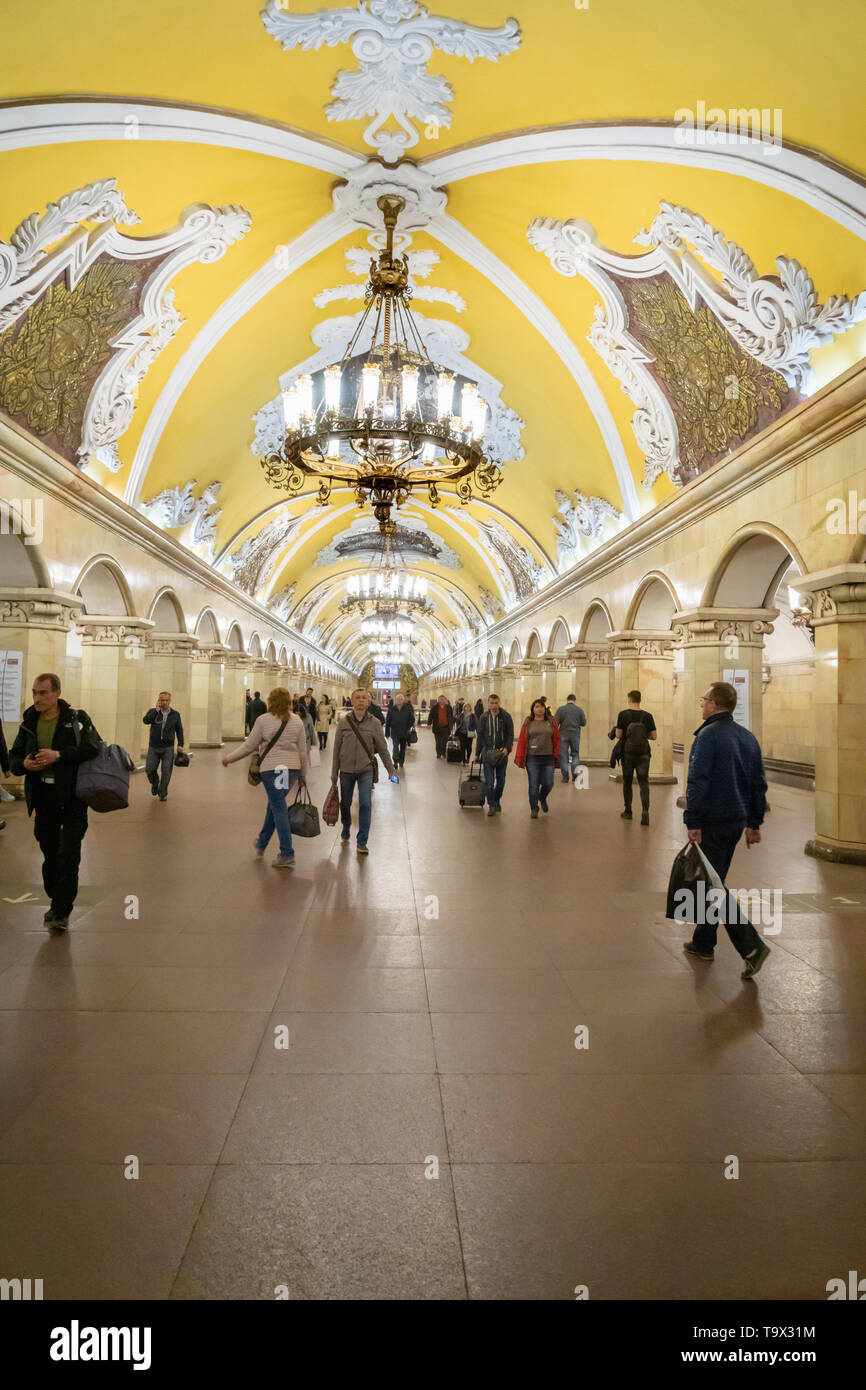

{"left": 433, "top": 726, "right": 450, "bottom": 757}
{"left": 691, "top": 824, "right": 764, "bottom": 959}
{"left": 391, "top": 736, "right": 407, "bottom": 766}
{"left": 33, "top": 790, "right": 88, "bottom": 917}
{"left": 622, "top": 754, "right": 651, "bottom": 813}
{"left": 459, "top": 733, "right": 473, "bottom": 763}
{"left": 318, "top": 731, "right": 328, "bottom": 750}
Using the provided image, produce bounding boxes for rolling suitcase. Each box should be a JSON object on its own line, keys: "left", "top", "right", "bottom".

{"left": 458, "top": 759, "right": 486, "bottom": 808}
{"left": 445, "top": 735, "right": 463, "bottom": 763}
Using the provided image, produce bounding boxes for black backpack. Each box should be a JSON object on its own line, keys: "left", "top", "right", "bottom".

{"left": 624, "top": 717, "right": 650, "bottom": 759}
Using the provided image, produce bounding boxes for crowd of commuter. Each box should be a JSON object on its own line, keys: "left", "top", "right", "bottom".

{"left": 2, "top": 669, "right": 772, "bottom": 979}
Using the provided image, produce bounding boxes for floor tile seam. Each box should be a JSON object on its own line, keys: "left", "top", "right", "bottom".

{"left": 2, "top": 1156, "right": 864, "bottom": 1170}
{"left": 400, "top": 775, "right": 471, "bottom": 1300}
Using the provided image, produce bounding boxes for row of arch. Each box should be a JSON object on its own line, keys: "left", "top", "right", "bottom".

{"left": 56, "top": 553, "right": 339, "bottom": 680}
{"left": 436, "top": 525, "right": 811, "bottom": 678}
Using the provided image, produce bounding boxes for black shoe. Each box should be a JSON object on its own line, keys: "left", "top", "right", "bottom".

{"left": 742, "top": 944, "right": 770, "bottom": 979}
{"left": 621, "top": 809, "right": 632, "bottom": 819}
{"left": 44, "top": 909, "right": 57, "bottom": 925}
{"left": 487, "top": 806, "right": 496, "bottom": 817}
{"left": 561, "top": 776, "right": 569, "bottom": 784}
{"left": 159, "top": 794, "right": 167, "bottom": 801}
{"left": 0, "top": 820, "right": 6, "bottom": 831}
{"left": 150, "top": 778, "right": 158, "bottom": 797}
{"left": 683, "top": 942, "right": 713, "bottom": 962}
{"left": 640, "top": 812, "right": 649, "bottom": 825}
{"left": 540, "top": 798, "right": 549, "bottom": 814}
{"left": 47, "top": 912, "right": 69, "bottom": 932}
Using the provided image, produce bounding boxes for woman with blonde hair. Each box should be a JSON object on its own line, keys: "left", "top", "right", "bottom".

{"left": 222, "top": 687, "right": 309, "bottom": 867}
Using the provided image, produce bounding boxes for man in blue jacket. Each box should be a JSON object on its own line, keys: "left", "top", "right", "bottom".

{"left": 143, "top": 692, "right": 185, "bottom": 802}
{"left": 682, "top": 681, "right": 770, "bottom": 979}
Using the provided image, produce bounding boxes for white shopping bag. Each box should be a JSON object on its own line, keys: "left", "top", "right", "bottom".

{"left": 308, "top": 744, "right": 321, "bottom": 767}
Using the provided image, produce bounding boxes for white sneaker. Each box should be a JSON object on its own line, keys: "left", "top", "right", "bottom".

{"left": 273, "top": 854, "right": 295, "bottom": 868}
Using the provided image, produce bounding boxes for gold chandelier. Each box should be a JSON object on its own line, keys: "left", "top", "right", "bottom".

{"left": 259, "top": 194, "right": 502, "bottom": 532}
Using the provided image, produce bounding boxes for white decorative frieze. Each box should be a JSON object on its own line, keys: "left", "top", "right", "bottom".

{"left": 474, "top": 518, "right": 545, "bottom": 603}
{"left": 222, "top": 510, "right": 305, "bottom": 597}
{"left": 268, "top": 583, "right": 298, "bottom": 619}
{"left": 261, "top": 2, "right": 521, "bottom": 162}
{"left": 139, "top": 479, "right": 223, "bottom": 560}
{"left": 634, "top": 203, "right": 866, "bottom": 394}
{"left": 478, "top": 586, "right": 504, "bottom": 623}
{"left": 0, "top": 180, "right": 251, "bottom": 471}
{"left": 553, "top": 487, "right": 622, "bottom": 571}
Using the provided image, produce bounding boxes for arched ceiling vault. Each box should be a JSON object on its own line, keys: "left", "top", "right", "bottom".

{"left": 2, "top": 0, "right": 865, "bottom": 674}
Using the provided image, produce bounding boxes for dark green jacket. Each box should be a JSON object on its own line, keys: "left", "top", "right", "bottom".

{"left": 9, "top": 699, "right": 101, "bottom": 815}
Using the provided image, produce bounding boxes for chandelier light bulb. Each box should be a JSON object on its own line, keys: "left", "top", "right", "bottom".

{"left": 472, "top": 396, "right": 487, "bottom": 439}
{"left": 402, "top": 366, "right": 419, "bottom": 414}
{"left": 297, "top": 374, "right": 313, "bottom": 420}
{"left": 422, "top": 440, "right": 436, "bottom": 464}
{"left": 362, "top": 363, "right": 381, "bottom": 411}
{"left": 461, "top": 382, "right": 478, "bottom": 431}
{"left": 281, "top": 384, "right": 300, "bottom": 430}
{"left": 437, "top": 372, "right": 454, "bottom": 419}
{"left": 324, "top": 366, "right": 342, "bottom": 412}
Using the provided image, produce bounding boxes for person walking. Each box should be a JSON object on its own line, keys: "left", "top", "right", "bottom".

{"left": 514, "top": 698, "right": 561, "bottom": 817}
{"left": 615, "top": 690, "right": 657, "bottom": 825}
{"left": 682, "top": 682, "right": 771, "bottom": 979}
{"left": 330, "top": 688, "right": 398, "bottom": 855}
{"left": 475, "top": 693, "right": 514, "bottom": 817}
{"left": 142, "top": 692, "right": 185, "bottom": 802}
{"left": 293, "top": 695, "right": 316, "bottom": 750}
{"left": 474, "top": 696, "right": 484, "bottom": 721}
{"left": 554, "top": 693, "right": 586, "bottom": 784}
{"left": 245, "top": 691, "right": 253, "bottom": 735}
{"left": 455, "top": 699, "right": 476, "bottom": 764}
{"left": 427, "top": 694, "right": 453, "bottom": 758}
{"left": 8, "top": 672, "right": 101, "bottom": 931}
{"left": 248, "top": 690, "right": 266, "bottom": 730}
{"left": 0, "top": 719, "right": 9, "bottom": 832}
{"left": 315, "top": 695, "right": 334, "bottom": 750}
{"left": 299, "top": 687, "right": 317, "bottom": 725}
{"left": 385, "top": 690, "right": 415, "bottom": 768}
{"left": 366, "top": 693, "right": 385, "bottom": 725}
{"left": 222, "top": 687, "right": 309, "bottom": 868}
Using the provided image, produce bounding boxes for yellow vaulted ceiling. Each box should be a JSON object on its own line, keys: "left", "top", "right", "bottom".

{"left": 1, "top": 0, "right": 865, "bottom": 672}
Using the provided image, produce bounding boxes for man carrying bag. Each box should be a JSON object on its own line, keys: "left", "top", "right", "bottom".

{"left": 475, "top": 693, "right": 514, "bottom": 817}
{"left": 330, "top": 688, "right": 398, "bottom": 855}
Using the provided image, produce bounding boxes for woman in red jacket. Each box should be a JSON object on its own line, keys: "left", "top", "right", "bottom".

{"left": 514, "top": 698, "right": 561, "bottom": 818}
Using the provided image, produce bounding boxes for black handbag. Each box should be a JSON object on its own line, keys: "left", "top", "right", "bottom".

{"left": 407, "top": 726, "right": 418, "bottom": 745}
{"left": 174, "top": 751, "right": 190, "bottom": 767}
{"left": 248, "top": 721, "right": 286, "bottom": 787}
{"left": 289, "top": 781, "right": 321, "bottom": 838}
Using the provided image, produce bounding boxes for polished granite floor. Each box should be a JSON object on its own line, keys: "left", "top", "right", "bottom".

{"left": 0, "top": 732, "right": 864, "bottom": 1300}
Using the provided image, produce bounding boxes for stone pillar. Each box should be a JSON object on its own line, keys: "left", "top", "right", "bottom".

{"left": 609, "top": 631, "right": 678, "bottom": 783}
{"left": 498, "top": 665, "right": 518, "bottom": 717}
{"left": 797, "top": 566, "right": 866, "bottom": 863}
{"left": 190, "top": 644, "right": 227, "bottom": 748}
{"left": 672, "top": 608, "right": 777, "bottom": 796}
{"left": 77, "top": 616, "right": 154, "bottom": 755}
{"left": 221, "top": 654, "right": 249, "bottom": 741}
{"left": 142, "top": 634, "right": 198, "bottom": 755}
{"left": 566, "top": 642, "right": 615, "bottom": 765}
{"left": 0, "top": 589, "right": 83, "bottom": 794}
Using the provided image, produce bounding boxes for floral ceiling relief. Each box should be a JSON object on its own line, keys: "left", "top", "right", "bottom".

{"left": 619, "top": 273, "right": 793, "bottom": 484}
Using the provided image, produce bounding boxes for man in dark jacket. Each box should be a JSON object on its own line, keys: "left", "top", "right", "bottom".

{"left": 300, "top": 687, "right": 318, "bottom": 725}
{"left": 427, "top": 694, "right": 454, "bottom": 758}
{"left": 385, "top": 691, "right": 415, "bottom": 767}
{"left": 247, "top": 690, "right": 266, "bottom": 732}
{"left": 9, "top": 672, "right": 101, "bottom": 930}
{"left": 682, "top": 681, "right": 771, "bottom": 979}
{"left": 0, "top": 718, "right": 9, "bottom": 832}
{"left": 142, "top": 692, "right": 185, "bottom": 801}
{"left": 475, "top": 694, "right": 514, "bottom": 816}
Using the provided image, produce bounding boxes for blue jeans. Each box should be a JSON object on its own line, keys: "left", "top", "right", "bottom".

{"left": 258, "top": 768, "right": 300, "bottom": 856}
{"left": 145, "top": 745, "right": 174, "bottom": 796}
{"left": 483, "top": 758, "right": 507, "bottom": 808}
{"left": 340, "top": 770, "right": 373, "bottom": 845}
{"left": 526, "top": 756, "right": 555, "bottom": 810}
{"left": 560, "top": 734, "right": 581, "bottom": 780}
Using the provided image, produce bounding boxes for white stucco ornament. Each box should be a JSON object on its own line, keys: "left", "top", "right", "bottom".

{"left": 332, "top": 159, "right": 447, "bottom": 231}
{"left": 261, "top": 2, "right": 521, "bottom": 161}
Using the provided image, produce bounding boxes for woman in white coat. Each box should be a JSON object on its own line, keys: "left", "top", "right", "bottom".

{"left": 222, "top": 688, "right": 309, "bottom": 868}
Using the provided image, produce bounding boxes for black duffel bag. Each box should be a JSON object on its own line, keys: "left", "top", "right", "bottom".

{"left": 289, "top": 781, "right": 321, "bottom": 838}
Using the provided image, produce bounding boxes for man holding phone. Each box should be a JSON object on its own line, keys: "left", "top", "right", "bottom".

{"left": 330, "top": 688, "right": 398, "bottom": 855}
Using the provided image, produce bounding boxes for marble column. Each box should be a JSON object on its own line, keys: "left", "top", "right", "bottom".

{"left": 190, "top": 644, "right": 228, "bottom": 748}
{"left": 672, "top": 608, "right": 777, "bottom": 798}
{"left": 797, "top": 566, "right": 866, "bottom": 863}
{"left": 221, "top": 654, "right": 249, "bottom": 742}
{"left": 566, "top": 642, "right": 616, "bottom": 765}
{"left": 77, "top": 616, "right": 154, "bottom": 756}
{"left": 608, "top": 630, "right": 678, "bottom": 783}
{"left": 0, "top": 589, "right": 84, "bottom": 795}
{"left": 141, "top": 634, "right": 199, "bottom": 756}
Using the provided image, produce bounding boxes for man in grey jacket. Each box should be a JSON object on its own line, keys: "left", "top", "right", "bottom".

{"left": 143, "top": 692, "right": 185, "bottom": 802}
{"left": 330, "top": 688, "right": 398, "bottom": 855}
{"left": 554, "top": 694, "right": 587, "bottom": 783}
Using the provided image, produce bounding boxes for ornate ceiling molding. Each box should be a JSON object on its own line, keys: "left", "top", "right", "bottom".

{"left": 553, "top": 488, "right": 623, "bottom": 573}
{"left": 139, "top": 478, "right": 223, "bottom": 560}
{"left": 332, "top": 157, "right": 447, "bottom": 230}
{"left": 529, "top": 209, "right": 866, "bottom": 482}
{"left": 421, "top": 123, "right": 866, "bottom": 241}
{"left": 428, "top": 213, "right": 641, "bottom": 520}
{"left": 0, "top": 181, "right": 251, "bottom": 472}
{"left": 125, "top": 210, "right": 354, "bottom": 504}
{"left": 260, "top": 1, "right": 521, "bottom": 162}
{"left": 315, "top": 235, "right": 466, "bottom": 313}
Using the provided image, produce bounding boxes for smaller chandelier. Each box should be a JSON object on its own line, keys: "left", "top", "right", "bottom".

{"left": 362, "top": 613, "right": 413, "bottom": 640}
{"left": 339, "top": 530, "right": 434, "bottom": 616}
